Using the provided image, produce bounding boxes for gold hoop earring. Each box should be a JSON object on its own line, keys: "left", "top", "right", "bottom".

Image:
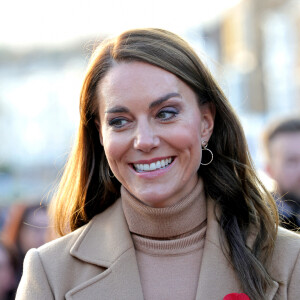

{"left": 201, "top": 141, "right": 213, "bottom": 165}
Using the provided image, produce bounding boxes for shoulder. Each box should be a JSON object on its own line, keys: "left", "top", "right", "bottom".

{"left": 275, "top": 226, "right": 300, "bottom": 253}
{"left": 17, "top": 200, "right": 124, "bottom": 299}
{"left": 39, "top": 227, "right": 84, "bottom": 257}
{"left": 273, "top": 226, "right": 300, "bottom": 263}
{"left": 269, "top": 226, "right": 300, "bottom": 281}
{"left": 38, "top": 199, "right": 122, "bottom": 258}
{"left": 16, "top": 228, "right": 90, "bottom": 300}
{"left": 270, "top": 226, "right": 300, "bottom": 298}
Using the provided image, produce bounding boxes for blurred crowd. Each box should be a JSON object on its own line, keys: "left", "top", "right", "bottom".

{"left": 0, "top": 203, "right": 49, "bottom": 300}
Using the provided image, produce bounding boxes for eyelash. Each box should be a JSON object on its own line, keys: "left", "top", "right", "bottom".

{"left": 108, "top": 107, "right": 179, "bottom": 129}
{"left": 108, "top": 118, "right": 129, "bottom": 128}
{"left": 156, "top": 107, "right": 179, "bottom": 121}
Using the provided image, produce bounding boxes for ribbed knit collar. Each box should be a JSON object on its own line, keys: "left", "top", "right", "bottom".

{"left": 121, "top": 178, "right": 206, "bottom": 239}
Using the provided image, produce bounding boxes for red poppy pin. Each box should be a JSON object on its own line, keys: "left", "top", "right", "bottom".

{"left": 223, "top": 293, "right": 250, "bottom": 300}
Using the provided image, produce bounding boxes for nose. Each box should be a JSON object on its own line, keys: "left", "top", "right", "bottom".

{"left": 133, "top": 120, "right": 159, "bottom": 152}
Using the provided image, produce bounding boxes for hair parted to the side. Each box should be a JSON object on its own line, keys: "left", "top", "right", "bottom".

{"left": 50, "top": 28, "right": 278, "bottom": 299}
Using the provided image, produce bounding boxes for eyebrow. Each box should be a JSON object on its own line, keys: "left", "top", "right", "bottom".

{"left": 149, "top": 92, "right": 181, "bottom": 109}
{"left": 105, "top": 92, "right": 181, "bottom": 114}
{"left": 105, "top": 106, "right": 129, "bottom": 114}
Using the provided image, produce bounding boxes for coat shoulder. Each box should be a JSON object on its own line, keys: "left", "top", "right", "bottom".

{"left": 268, "top": 226, "right": 300, "bottom": 298}
{"left": 18, "top": 219, "right": 104, "bottom": 300}
{"left": 275, "top": 226, "right": 300, "bottom": 253}
{"left": 38, "top": 199, "right": 122, "bottom": 259}
{"left": 269, "top": 226, "right": 300, "bottom": 282}
{"left": 272, "top": 226, "right": 300, "bottom": 266}
{"left": 18, "top": 200, "right": 125, "bottom": 299}
{"left": 38, "top": 221, "right": 89, "bottom": 258}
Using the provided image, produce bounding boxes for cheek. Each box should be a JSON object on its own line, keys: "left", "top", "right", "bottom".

{"left": 102, "top": 132, "right": 128, "bottom": 166}
{"left": 169, "top": 122, "right": 202, "bottom": 158}
{"left": 173, "top": 132, "right": 201, "bottom": 151}
{"left": 281, "top": 166, "right": 298, "bottom": 183}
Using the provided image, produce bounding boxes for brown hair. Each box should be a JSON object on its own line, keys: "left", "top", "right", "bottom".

{"left": 50, "top": 28, "right": 278, "bottom": 299}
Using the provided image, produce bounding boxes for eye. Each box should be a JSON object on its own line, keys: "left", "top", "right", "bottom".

{"left": 156, "top": 107, "right": 179, "bottom": 121}
{"left": 108, "top": 117, "right": 129, "bottom": 128}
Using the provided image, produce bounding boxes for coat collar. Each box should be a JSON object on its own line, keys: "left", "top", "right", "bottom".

{"left": 69, "top": 199, "right": 132, "bottom": 267}
{"left": 66, "top": 197, "right": 279, "bottom": 300}
{"left": 66, "top": 199, "right": 144, "bottom": 300}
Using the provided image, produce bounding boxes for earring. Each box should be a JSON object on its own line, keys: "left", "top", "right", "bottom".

{"left": 108, "top": 167, "right": 115, "bottom": 178}
{"left": 201, "top": 140, "right": 213, "bottom": 165}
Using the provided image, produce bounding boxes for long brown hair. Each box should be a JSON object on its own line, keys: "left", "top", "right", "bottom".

{"left": 50, "top": 28, "right": 278, "bottom": 299}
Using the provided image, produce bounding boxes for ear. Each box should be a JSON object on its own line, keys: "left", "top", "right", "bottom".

{"left": 94, "top": 118, "right": 104, "bottom": 146}
{"left": 200, "top": 103, "right": 215, "bottom": 142}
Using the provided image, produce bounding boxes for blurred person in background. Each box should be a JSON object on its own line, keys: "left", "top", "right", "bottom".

{"left": 1, "top": 203, "right": 49, "bottom": 282}
{"left": 0, "top": 207, "right": 8, "bottom": 232}
{"left": 0, "top": 240, "right": 18, "bottom": 300}
{"left": 262, "top": 117, "right": 300, "bottom": 230}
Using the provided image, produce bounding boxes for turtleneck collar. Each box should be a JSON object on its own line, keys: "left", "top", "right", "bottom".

{"left": 121, "top": 178, "right": 206, "bottom": 239}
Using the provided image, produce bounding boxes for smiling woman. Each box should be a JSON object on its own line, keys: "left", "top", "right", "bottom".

{"left": 96, "top": 62, "right": 213, "bottom": 208}
{"left": 16, "top": 28, "right": 300, "bottom": 300}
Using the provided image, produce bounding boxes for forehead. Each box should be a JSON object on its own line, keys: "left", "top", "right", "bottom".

{"left": 270, "top": 132, "right": 300, "bottom": 156}
{"left": 101, "top": 61, "right": 178, "bottom": 84}
{"left": 97, "top": 62, "right": 184, "bottom": 104}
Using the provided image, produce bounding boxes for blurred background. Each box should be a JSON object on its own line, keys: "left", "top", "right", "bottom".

{"left": 1, "top": 0, "right": 300, "bottom": 207}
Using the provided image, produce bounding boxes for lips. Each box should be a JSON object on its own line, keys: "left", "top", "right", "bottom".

{"left": 133, "top": 157, "right": 173, "bottom": 172}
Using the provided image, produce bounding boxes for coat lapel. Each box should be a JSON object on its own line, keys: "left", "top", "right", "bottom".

{"left": 196, "top": 198, "right": 279, "bottom": 300}
{"left": 65, "top": 199, "right": 144, "bottom": 300}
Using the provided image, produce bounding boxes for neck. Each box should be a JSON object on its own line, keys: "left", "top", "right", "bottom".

{"left": 121, "top": 178, "right": 206, "bottom": 238}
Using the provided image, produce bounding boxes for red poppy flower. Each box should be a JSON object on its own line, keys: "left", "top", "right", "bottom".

{"left": 223, "top": 293, "right": 250, "bottom": 300}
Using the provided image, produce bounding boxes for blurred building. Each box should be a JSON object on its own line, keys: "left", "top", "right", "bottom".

{"left": 198, "top": 0, "right": 300, "bottom": 167}
{"left": 202, "top": 0, "right": 300, "bottom": 114}
{"left": 0, "top": 43, "right": 92, "bottom": 203}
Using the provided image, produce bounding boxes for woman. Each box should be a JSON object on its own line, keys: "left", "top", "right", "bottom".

{"left": 17, "top": 28, "right": 300, "bottom": 300}
{"left": 1, "top": 204, "right": 49, "bottom": 283}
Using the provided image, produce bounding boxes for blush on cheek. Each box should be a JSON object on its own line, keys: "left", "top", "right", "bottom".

{"left": 171, "top": 127, "right": 201, "bottom": 151}
{"left": 173, "top": 130, "right": 202, "bottom": 164}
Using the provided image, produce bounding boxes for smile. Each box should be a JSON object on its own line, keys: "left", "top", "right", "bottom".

{"left": 133, "top": 157, "right": 174, "bottom": 172}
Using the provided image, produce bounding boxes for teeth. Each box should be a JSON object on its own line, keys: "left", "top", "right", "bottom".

{"left": 150, "top": 163, "right": 156, "bottom": 171}
{"left": 134, "top": 157, "right": 173, "bottom": 172}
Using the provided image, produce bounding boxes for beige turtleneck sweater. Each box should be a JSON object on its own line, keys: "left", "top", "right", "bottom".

{"left": 121, "top": 179, "right": 207, "bottom": 300}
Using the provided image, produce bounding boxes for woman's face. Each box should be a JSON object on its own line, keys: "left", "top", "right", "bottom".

{"left": 97, "top": 62, "right": 214, "bottom": 208}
